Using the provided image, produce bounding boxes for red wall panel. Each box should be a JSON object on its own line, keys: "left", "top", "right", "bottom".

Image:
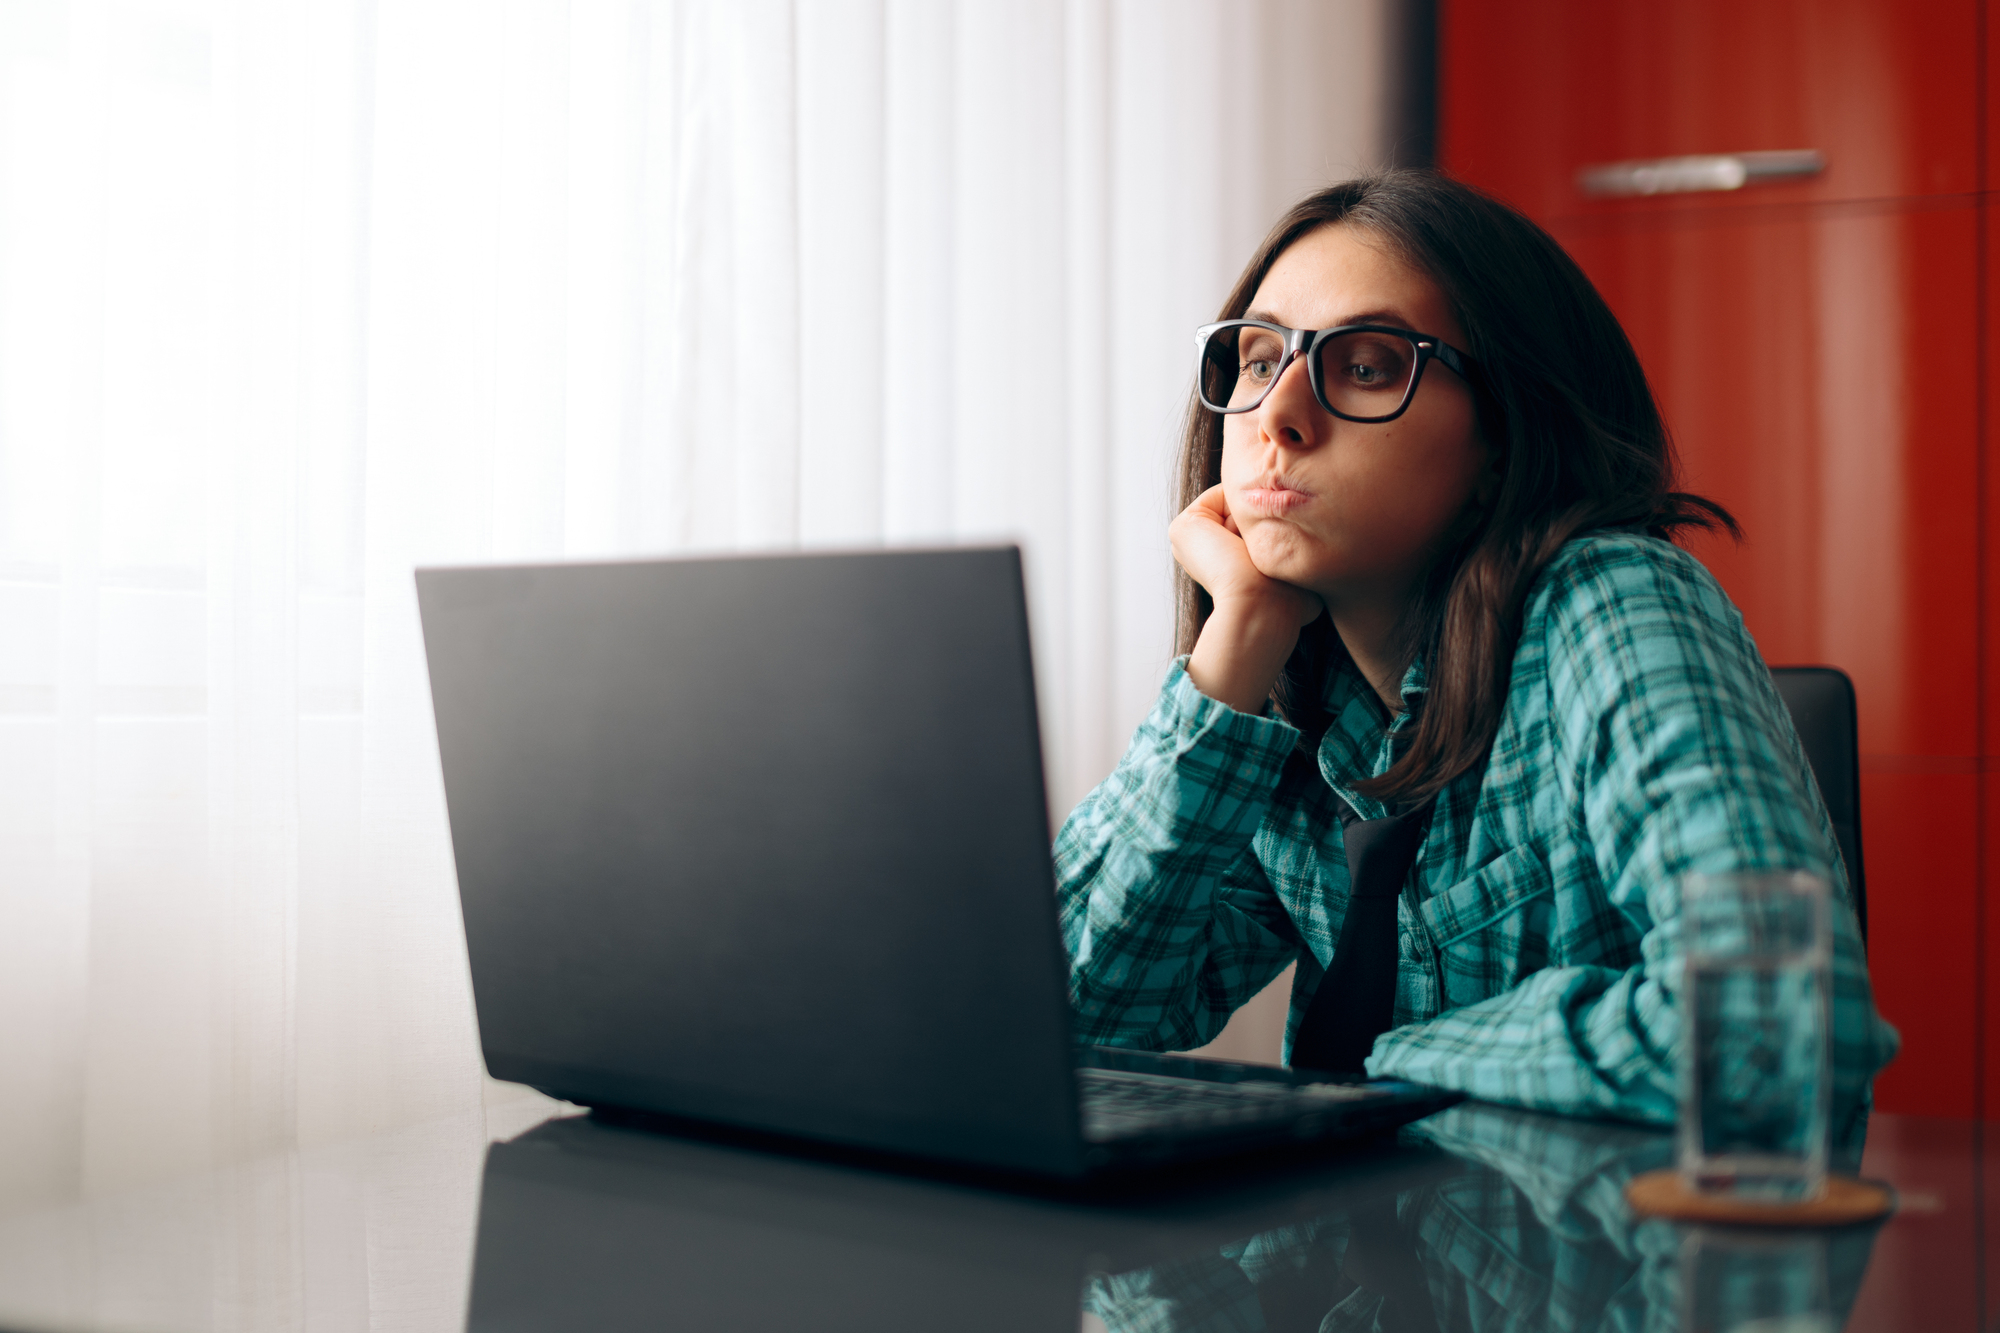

{"left": 1982, "top": 203, "right": 1999, "bottom": 1129}
{"left": 1445, "top": 0, "right": 1988, "bottom": 1116}
{"left": 1445, "top": 0, "right": 1979, "bottom": 220}
{"left": 1863, "top": 772, "right": 1979, "bottom": 1114}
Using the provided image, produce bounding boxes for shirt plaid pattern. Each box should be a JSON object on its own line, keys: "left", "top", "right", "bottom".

{"left": 1055, "top": 531, "right": 1898, "bottom": 1137}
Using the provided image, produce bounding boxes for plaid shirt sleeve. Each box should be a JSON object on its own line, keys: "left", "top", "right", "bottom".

{"left": 1367, "top": 537, "right": 1898, "bottom": 1136}
{"left": 1054, "top": 661, "right": 1305, "bottom": 1051}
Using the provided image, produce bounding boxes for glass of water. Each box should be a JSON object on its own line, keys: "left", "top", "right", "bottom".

{"left": 1679, "top": 871, "right": 1832, "bottom": 1203}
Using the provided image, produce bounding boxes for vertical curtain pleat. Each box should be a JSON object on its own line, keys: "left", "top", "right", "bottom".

{"left": 797, "top": 0, "right": 887, "bottom": 545}
{"left": 880, "top": 0, "right": 959, "bottom": 544}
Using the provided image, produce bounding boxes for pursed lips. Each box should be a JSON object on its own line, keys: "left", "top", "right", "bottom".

{"left": 1235, "top": 477, "right": 1313, "bottom": 517}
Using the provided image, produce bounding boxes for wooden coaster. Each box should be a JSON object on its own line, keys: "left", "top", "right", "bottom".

{"left": 1625, "top": 1170, "right": 1894, "bottom": 1226}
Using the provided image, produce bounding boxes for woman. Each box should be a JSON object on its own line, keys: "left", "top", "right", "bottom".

{"left": 1054, "top": 171, "right": 1896, "bottom": 1144}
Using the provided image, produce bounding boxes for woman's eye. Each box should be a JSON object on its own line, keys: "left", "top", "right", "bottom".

{"left": 1243, "top": 359, "right": 1277, "bottom": 382}
{"left": 1330, "top": 339, "right": 1410, "bottom": 391}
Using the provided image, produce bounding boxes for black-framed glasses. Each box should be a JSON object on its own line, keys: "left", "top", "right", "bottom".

{"left": 1194, "top": 320, "right": 1477, "bottom": 423}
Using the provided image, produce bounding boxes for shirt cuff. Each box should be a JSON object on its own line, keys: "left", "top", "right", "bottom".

{"left": 1156, "top": 656, "right": 1301, "bottom": 764}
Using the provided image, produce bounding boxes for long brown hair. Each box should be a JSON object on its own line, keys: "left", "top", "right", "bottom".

{"left": 1174, "top": 170, "right": 1735, "bottom": 803}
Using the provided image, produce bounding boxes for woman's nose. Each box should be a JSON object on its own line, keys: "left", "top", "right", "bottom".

{"left": 1257, "top": 350, "right": 1323, "bottom": 448}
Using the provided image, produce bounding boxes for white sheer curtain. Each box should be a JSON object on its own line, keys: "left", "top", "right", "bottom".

{"left": 0, "top": 0, "right": 1398, "bottom": 1209}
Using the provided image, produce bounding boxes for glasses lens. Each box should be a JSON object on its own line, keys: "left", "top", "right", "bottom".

{"left": 1314, "top": 330, "right": 1418, "bottom": 420}
{"left": 1200, "top": 325, "right": 1288, "bottom": 411}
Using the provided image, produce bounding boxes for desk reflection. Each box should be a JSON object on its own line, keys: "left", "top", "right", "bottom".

{"left": 469, "top": 1116, "right": 1079, "bottom": 1330}
{"left": 465, "top": 1115, "right": 1456, "bottom": 1332}
{"left": 466, "top": 1104, "right": 1882, "bottom": 1332}
{"left": 1088, "top": 1103, "right": 1883, "bottom": 1333}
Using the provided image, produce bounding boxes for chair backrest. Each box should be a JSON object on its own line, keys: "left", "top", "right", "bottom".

{"left": 1768, "top": 666, "right": 1866, "bottom": 942}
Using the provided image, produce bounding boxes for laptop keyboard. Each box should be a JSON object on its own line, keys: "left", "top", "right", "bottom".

{"left": 1077, "top": 1066, "right": 1390, "bottom": 1142}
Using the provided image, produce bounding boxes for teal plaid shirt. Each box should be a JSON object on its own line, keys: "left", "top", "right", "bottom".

{"left": 1055, "top": 531, "right": 1898, "bottom": 1137}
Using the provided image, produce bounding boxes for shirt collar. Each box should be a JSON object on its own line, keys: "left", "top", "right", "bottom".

{"left": 1388, "top": 657, "right": 1428, "bottom": 729}
{"left": 1315, "top": 653, "right": 1427, "bottom": 818}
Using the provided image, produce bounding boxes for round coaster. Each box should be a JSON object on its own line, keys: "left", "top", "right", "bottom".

{"left": 1625, "top": 1170, "right": 1894, "bottom": 1226}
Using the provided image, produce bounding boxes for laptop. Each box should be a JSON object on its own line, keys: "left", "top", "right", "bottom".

{"left": 415, "top": 547, "right": 1461, "bottom": 1179}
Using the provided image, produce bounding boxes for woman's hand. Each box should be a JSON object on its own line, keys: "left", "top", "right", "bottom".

{"left": 1170, "top": 485, "right": 1324, "bottom": 715}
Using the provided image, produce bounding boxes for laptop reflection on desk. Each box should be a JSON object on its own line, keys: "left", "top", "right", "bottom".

{"left": 467, "top": 1110, "right": 1463, "bottom": 1333}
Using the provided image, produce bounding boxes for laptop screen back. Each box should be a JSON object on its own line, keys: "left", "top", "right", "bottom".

{"left": 417, "top": 548, "right": 1085, "bottom": 1175}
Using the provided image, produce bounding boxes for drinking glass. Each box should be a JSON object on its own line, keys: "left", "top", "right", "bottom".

{"left": 1678, "top": 871, "right": 1832, "bottom": 1203}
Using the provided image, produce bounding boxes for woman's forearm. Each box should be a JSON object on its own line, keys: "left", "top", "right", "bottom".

{"left": 1053, "top": 662, "right": 1302, "bottom": 1048}
{"left": 1185, "top": 599, "right": 1307, "bottom": 716}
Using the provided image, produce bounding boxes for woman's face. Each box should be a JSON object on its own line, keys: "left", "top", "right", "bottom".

{"left": 1220, "top": 224, "right": 1489, "bottom": 611}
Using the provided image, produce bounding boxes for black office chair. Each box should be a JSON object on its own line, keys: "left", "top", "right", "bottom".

{"left": 1768, "top": 666, "right": 1866, "bottom": 943}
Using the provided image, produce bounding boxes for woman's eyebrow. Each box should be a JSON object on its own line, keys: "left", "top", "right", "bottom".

{"left": 1338, "top": 308, "right": 1411, "bottom": 328}
{"left": 1243, "top": 307, "right": 1415, "bottom": 329}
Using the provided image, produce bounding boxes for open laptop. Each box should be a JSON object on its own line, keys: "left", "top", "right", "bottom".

{"left": 415, "top": 547, "right": 1460, "bottom": 1179}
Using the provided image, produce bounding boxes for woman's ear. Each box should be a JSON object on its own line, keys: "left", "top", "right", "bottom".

{"left": 1473, "top": 439, "right": 1502, "bottom": 509}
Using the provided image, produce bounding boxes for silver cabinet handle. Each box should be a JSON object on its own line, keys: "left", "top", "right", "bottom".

{"left": 1576, "top": 150, "right": 1825, "bottom": 197}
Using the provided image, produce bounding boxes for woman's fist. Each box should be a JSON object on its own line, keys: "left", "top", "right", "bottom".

{"left": 1170, "top": 485, "right": 1324, "bottom": 714}
{"left": 1170, "top": 485, "right": 1323, "bottom": 629}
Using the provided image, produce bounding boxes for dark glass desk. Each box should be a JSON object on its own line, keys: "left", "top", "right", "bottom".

{"left": 0, "top": 1099, "right": 1987, "bottom": 1330}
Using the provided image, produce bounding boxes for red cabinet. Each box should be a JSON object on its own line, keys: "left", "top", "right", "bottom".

{"left": 1445, "top": 0, "right": 1988, "bottom": 1117}
{"left": 1447, "top": 0, "right": 1979, "bottom": 219}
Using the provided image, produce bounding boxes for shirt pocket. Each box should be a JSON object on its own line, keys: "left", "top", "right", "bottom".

{"left": 1418, "top": 846, "right": 1556, "bottom": 1007}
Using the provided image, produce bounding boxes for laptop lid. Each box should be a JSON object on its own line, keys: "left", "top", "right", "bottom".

{"left": 416, "top": 548, "right": 1087, "bottom": 1176}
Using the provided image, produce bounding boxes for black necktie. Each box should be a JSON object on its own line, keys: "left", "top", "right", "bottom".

{"left": 1290, "top": 797, "right": 1431, "bottom": 1076}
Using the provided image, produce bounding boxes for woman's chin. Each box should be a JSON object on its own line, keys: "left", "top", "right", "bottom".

{"left": 1242, "top": 532, "right": 1331, "bottom": 592}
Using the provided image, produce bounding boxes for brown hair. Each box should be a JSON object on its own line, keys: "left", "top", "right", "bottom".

{"left": 1173, "top": 170, "right": 1735, "bottom": 803}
